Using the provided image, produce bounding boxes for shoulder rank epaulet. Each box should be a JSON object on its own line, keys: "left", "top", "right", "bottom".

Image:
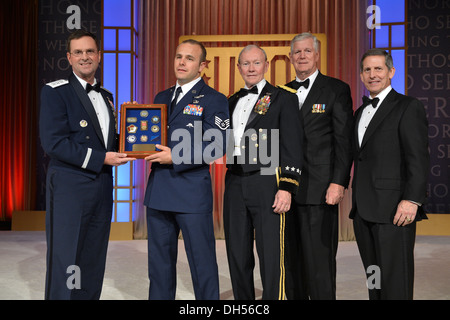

{"left": 46, "top": 79, "right": 69, "bottom": 88}
{"left": 277, "top": 85, "right": 297, "bottom": 94}
{"left": 100, "top": 86, "right": 113, "bottom": 95}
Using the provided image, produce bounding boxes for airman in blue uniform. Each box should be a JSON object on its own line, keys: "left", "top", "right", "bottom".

{"left": 143, "top": 39, "right": 229, "bottom": 300}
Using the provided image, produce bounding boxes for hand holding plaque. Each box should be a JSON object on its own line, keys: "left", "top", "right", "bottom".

{"left": 144, "top": 144, "right": 173, "bottom": 164}
{"left": 119, "top": 103, "right": 167, "bottom": 159}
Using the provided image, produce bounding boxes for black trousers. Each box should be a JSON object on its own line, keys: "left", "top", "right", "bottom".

{"left": 352, "top": 212, "right": 416, "bottom": 300}
{"left": 223, "top": 171, "right": 286, "bottom": 300}
{"left": 284, "top": 204, "right": 339, "bottom": 300}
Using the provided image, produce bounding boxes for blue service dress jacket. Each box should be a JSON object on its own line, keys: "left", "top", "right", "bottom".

{"left": 144, "top": 78, "right": 230, "bottom": 214}
{"left": 40, "top": 73, "right": 117, "bottom": 176}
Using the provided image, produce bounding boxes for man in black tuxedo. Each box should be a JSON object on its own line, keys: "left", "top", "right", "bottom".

{"left": 350, "top": 49, "right": 429, "bottom": 299}
{"left": 224, "top": 45, "right": 303, "bottom": 300}
{"left": 284, "top": 33, "right": 354, "bottom": 299}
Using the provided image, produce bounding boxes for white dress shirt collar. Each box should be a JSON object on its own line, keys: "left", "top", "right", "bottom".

{"left": 296, "top": 68, "right": 319, "bottom": 87}
{"left": 174, "top": 76, "right": 202, "bottom": 100}
{"left": 245, "top": 79, "right": 267, "bottom": 93}
{"left": 73, "top": 72, "right": 98, "bottom": 90}
{"left": 370, "top": 85, "right": 392, "bottom": 107}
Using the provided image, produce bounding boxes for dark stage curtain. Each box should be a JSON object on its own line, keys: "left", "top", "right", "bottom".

{"left": 0, "top": 0, "right": 38, "bottom": 221}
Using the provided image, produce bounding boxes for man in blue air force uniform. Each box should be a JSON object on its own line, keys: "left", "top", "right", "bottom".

{"left": 143, "top": 39, "right": 230, "bottom": 300}
{"left": 39, "top": 30, "right": 134, "bottom": 300}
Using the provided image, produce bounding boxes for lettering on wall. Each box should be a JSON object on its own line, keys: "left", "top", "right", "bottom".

{"left": 408, "top": 0, "right": 450, "bottom": 213}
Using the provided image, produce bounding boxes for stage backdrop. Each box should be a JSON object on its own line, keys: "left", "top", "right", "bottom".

{"left": 135, "top": 0, "right": 370, "bottom": 240}
{"left": 407, "top": 0, "right": 450, "bottom": 214}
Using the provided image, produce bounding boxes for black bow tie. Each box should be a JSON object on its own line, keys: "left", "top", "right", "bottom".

{"left": 86, "top": 82, "right": 101, "bottom": 93}
{"left": 238, "top": 86, "right": 258, "bottom": 98}
{"left": 291, "top": 78, "right": 310, "bottom": 90}
{"left": 362, "top": 96, "right": 380, "bottom": 108}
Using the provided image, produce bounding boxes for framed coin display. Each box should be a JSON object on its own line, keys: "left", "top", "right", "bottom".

{"left": 119, "top": 103, "right": 167, "bottom": 158}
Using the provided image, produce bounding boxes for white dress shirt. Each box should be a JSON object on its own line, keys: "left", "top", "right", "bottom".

{"left": 232, "top": 79, "right": 266, "bottom": 156}
{"left": 358, "top": 85, "right": 392, "bottom": 146}
{"left": 74, "top": 73, "right": 110, "bottom": 147}
{"left": 295, "top": 69, "right": 319, "bottom": 109}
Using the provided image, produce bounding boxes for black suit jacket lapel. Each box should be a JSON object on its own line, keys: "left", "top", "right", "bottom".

{"left": 100, "top": 91, "right": 116, "bottom": 151}
{"left": 69, "top": 74, "right": 105, "bottom": 147}
{"left": 354, "top": 106, "right": 364, "bottom": 151}
{"left": 359, "top": 89, "right": 398, "bottom": 149}
{"left": 228, "top": 94, "right": 239, "bottom": 129}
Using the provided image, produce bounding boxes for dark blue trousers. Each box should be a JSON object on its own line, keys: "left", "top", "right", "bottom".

{"left": 45, "top": 168, "right": 113, "bottom": 300}
{"left": 146, "top": 207, "right": 219, "bottom": 300}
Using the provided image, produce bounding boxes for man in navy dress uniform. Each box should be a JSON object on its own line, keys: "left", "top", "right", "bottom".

{"left": 284, "top": 32, "right": 354, "bottom": 300}
{"left": 39, "top": 30, "right": 134, "bottom": 300}
{"left": 143, "top": 39, "right": 229, "bottom": 300}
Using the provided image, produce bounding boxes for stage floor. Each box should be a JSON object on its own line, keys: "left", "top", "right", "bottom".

{"left": 0, "top": 231, "right": 449, "bottom": 300}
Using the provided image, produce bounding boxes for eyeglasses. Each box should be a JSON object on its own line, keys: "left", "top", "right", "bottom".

{"left": 70, "top": 49, "right": 98, "bottom": 57}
